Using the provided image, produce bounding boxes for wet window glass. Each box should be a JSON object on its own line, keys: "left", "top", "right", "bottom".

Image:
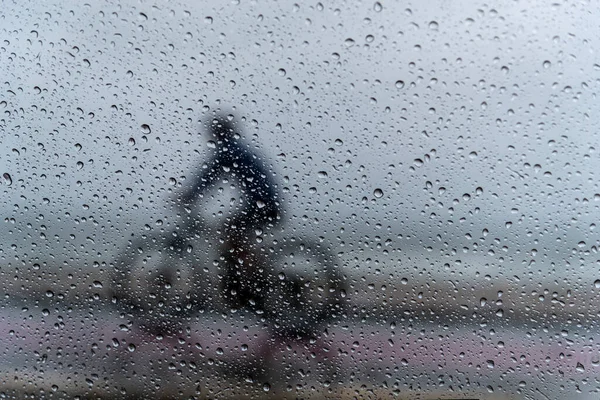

{"left": 1, "top": 0, "right": 599, "bottom": 398}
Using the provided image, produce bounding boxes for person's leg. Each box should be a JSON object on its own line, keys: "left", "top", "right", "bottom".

{"left": 221, "top": 215, "right": 256, "bottom": 309}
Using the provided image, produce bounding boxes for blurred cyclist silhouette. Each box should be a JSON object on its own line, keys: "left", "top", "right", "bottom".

{"left": 180, "top": 113, "right": 282, "bottom": 310}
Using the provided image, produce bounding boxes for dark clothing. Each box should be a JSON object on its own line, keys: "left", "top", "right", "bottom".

{"left": 182, "top": 137, "right": 281, "bottom": 310}
{"left": 182, "top": 139, "right": 281, "bottom": 239}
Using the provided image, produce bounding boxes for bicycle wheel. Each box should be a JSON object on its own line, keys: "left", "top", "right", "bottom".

{"left": 110, "top": 234, "right": 203, "bottom": 333}
{"left": 261, "top": 238, "right": 345, "bottom": 335}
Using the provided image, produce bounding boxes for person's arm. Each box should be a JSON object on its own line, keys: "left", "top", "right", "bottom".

{"left": 180, "top": 156, "right": 222, "bottom": 205}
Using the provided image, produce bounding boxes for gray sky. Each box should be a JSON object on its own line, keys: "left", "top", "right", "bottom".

{"left": 1, "top": 0, "right": 600, "bottom": 288}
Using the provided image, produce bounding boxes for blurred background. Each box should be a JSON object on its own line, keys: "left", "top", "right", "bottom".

{"left": 1, "top": 0, "right": 600, "bottom": 398}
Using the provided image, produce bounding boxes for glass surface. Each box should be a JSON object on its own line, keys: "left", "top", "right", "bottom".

{"left": 1, "top": 0, "right": 600, "bottom": 398}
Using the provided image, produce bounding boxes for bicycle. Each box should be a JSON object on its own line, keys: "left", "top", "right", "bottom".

{"left": 109, "top": 212, "right": 346, "bottom": 337}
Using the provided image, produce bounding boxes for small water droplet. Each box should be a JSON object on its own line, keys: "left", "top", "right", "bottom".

{"left": 543, "top": 60, "right": 551, "bottom": 68}
{"left": 395, "top": 80, "right": 405, "bottom": 89}
{"left": 373, "top": 2, "right": 382, "bottom": 12}
{"left": 141, "top": 124, "right": 151, "bottom": 134}
{"left": 263, "top": 383, "right": 271, "bottom": 392}
{"left": 428, "top": 21, "right": 439, "bottom": 30}
{"left": 128, "top": 343, "right": 136, "bottom": 352}
{"left": 594, "top": 280, "right": 600, "bottom": 289}
{"left": 373, "top": 188, "right": 384, "bottom": 198}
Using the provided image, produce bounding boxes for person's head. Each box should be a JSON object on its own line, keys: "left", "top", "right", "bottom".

{"left": 206, "top": 114, "right": 238, "bottom": 142}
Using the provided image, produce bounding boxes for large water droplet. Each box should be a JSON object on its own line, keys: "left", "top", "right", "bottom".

{"left": 2, "top": 173, "right": 12, "bottom": 186}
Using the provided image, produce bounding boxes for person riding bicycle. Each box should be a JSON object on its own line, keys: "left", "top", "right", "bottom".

{"left": 180, "top": 114, "right": 282, "bottom": 310}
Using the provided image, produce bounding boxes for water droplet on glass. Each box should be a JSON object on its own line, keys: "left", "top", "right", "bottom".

{"left": 141, "top": 124, "right": 151, "bottom": 134}
{"left": 543, "top": 60, "right": 551, "bottom": 68}
{"left": 128, "top": 343, "right": 136, "bottom": 352}
{"left": 263, "top": 383, "right": 271, "bottom": 392}
{"left": 395, "top": 80, "right": 405, "bottom": 89}
{"left": 2, "top": 173, "right": 12, "bottom": 186}
{"left": 428, "top": 21, "right": 439, "bottom": 30}
{"left": 373, "top": 2, "right": 382, "bottom": 12}
{"left": 594, "top": 280, "right": 600, "bottom": 289}
{"left": 373, "top": 188, "right": 383, "bottom": 198}
{"left": 344, "top": 38, "right": 355, "bottom": 47}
